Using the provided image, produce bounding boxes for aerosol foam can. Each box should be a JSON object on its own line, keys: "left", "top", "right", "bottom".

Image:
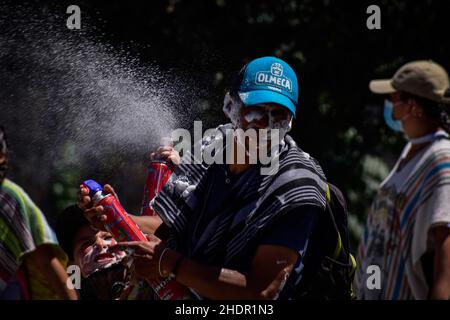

{"left": 83, "top": 179, "right": 190, "bottom": 300}
{"left": 82, "top": 179, "right": 148, "bottom": 242}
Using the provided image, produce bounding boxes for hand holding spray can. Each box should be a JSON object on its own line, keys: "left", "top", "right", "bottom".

{"left": 82, "top": 179, "right": 148, "bottom": 242}
{"left": 140, "top": 137, "right": 175, "bottom": 216}
{"left": 83, "top": 179, "right": 190, "bottom": 300}
{"left": 139, "top": 138, "right": 191, "bottom": 299}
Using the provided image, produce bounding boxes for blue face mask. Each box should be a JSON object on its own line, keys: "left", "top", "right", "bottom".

{"left": 383, "top": 99, "right": 403, "bottom": 132}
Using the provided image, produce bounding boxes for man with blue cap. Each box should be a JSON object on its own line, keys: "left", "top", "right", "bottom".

{"left": 226, "top": 57, "right": 298, "bottom": 117}
{"left": 78, "top": 57, "right": 335, "bottom": 299}
{"left": 222, "top": 57, "right": 297, "bottom": 143}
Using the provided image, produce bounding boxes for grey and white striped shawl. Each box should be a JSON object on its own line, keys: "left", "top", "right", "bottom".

{"left": 152, "top": 124, "right": 327, "bottom": 267}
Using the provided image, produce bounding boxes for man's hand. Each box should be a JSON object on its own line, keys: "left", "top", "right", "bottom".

{"left": 117, "top": 234, "right": 178, "bottom": 282}
{"left": 77, "top": 184, "right": 119, "bottom": 231}
{"left": 149, "top": 145, "right": 180, "bottom": 165}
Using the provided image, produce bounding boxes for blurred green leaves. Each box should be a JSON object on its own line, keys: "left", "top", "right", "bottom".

{"left": 49, "top": 141, "right": 82, "bottom": 215}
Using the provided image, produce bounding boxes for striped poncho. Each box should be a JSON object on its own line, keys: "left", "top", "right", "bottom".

{"left": 0, "top": 178, "right": 67, "bottom": 299}
{"left": 355, "top": 135, "right": 450, "bottom": 300}
{"left": 152, "top": 124, "right": 327, "bottom": 273}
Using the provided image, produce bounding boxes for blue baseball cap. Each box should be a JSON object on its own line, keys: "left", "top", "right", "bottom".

{"left": 236, "top": 57, "right": 299, "bottom": 117}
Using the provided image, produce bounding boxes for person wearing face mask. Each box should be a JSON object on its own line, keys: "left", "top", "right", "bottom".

{"left": 355, "top": 60, "right": 450, "bottom": 300}
{"left": 0, "top": 126, "right": 77, "bottom": 300}
{"left": 78, "top": 57, "right": 337, "bottom": 300}
{"left": 55, "top": 205, "right": 154, "bottom": 300}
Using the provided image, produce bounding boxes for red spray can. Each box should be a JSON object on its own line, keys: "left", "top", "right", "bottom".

{"left": 83, "top": 179, "right": 190, "bottom": 300}
{"left": 140, "top": 137, "right": 175, "bottom": 216}
{"left": 140, "top": 160, "right": 174, "bottom": 216}
{"left": 82, "top": 179, "right": 148, "bottom": 242}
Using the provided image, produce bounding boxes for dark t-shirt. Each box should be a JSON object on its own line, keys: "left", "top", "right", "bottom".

{"left": 259, "top": 205, "right": 323, "bottom": 299}
{"left": 184, "top": 163, "right": 323, "bottom": 299}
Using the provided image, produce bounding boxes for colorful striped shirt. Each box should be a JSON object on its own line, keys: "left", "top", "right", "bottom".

{"left": 0, "top": 178, "right": 67, "bottom": 299}
{"left": 355, "top": 136, "right": 450, "bottom": 299}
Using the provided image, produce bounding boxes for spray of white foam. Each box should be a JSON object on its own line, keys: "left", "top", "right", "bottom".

{"left": 0, "top": 3, "right": 199, "bottom": 182}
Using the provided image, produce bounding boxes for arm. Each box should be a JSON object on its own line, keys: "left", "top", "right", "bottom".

{"left": 24, "top": 244, "right": 78, "bottom": 300}
{"left": 165, "top": 207, "right": 317, "bottom": 300}
{"left": 166, "top": 245, "right": 297, "bottom": 299}
{"left": 78, "top": 184, "right": 163, "bottom": 234}
{"left": 101, "top": 151, "right": 168, "bottom": 234}
{"left": 77, "top": 146, "right": 177, "bottom": 234}
{"left": 131, "top": 215, "right": 163, "bottom": 235}
{"left": 142, "top": 243, "right": 298, "bottom": 300}
{"left": 169, "top": 207, "right": 319, "bottom": 299}
{"left": 430, "top": 226, "right": 450, "bottom": 300}
{"left": 123, "top": 206, "right": 318, "bottom": 300}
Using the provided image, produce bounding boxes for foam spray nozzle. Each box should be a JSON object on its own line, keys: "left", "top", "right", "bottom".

{"left": 82, "top": 179, "right": 104, "bottom": 198}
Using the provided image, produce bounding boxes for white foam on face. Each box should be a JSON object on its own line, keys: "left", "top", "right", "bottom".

{"left": 80, "top": 237, "right": 127, "bottom": 278}
{"left": 244, "top": 109, "right": 266, "bottom": 123}
{"left": 251, "top": 113, "right": 292, "bottom": 157}
{"left": 270, "top": 117, "right": 293, "bottom": 138}
{"left": 246, "top": 107, "right": 293, "bottom": 139}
